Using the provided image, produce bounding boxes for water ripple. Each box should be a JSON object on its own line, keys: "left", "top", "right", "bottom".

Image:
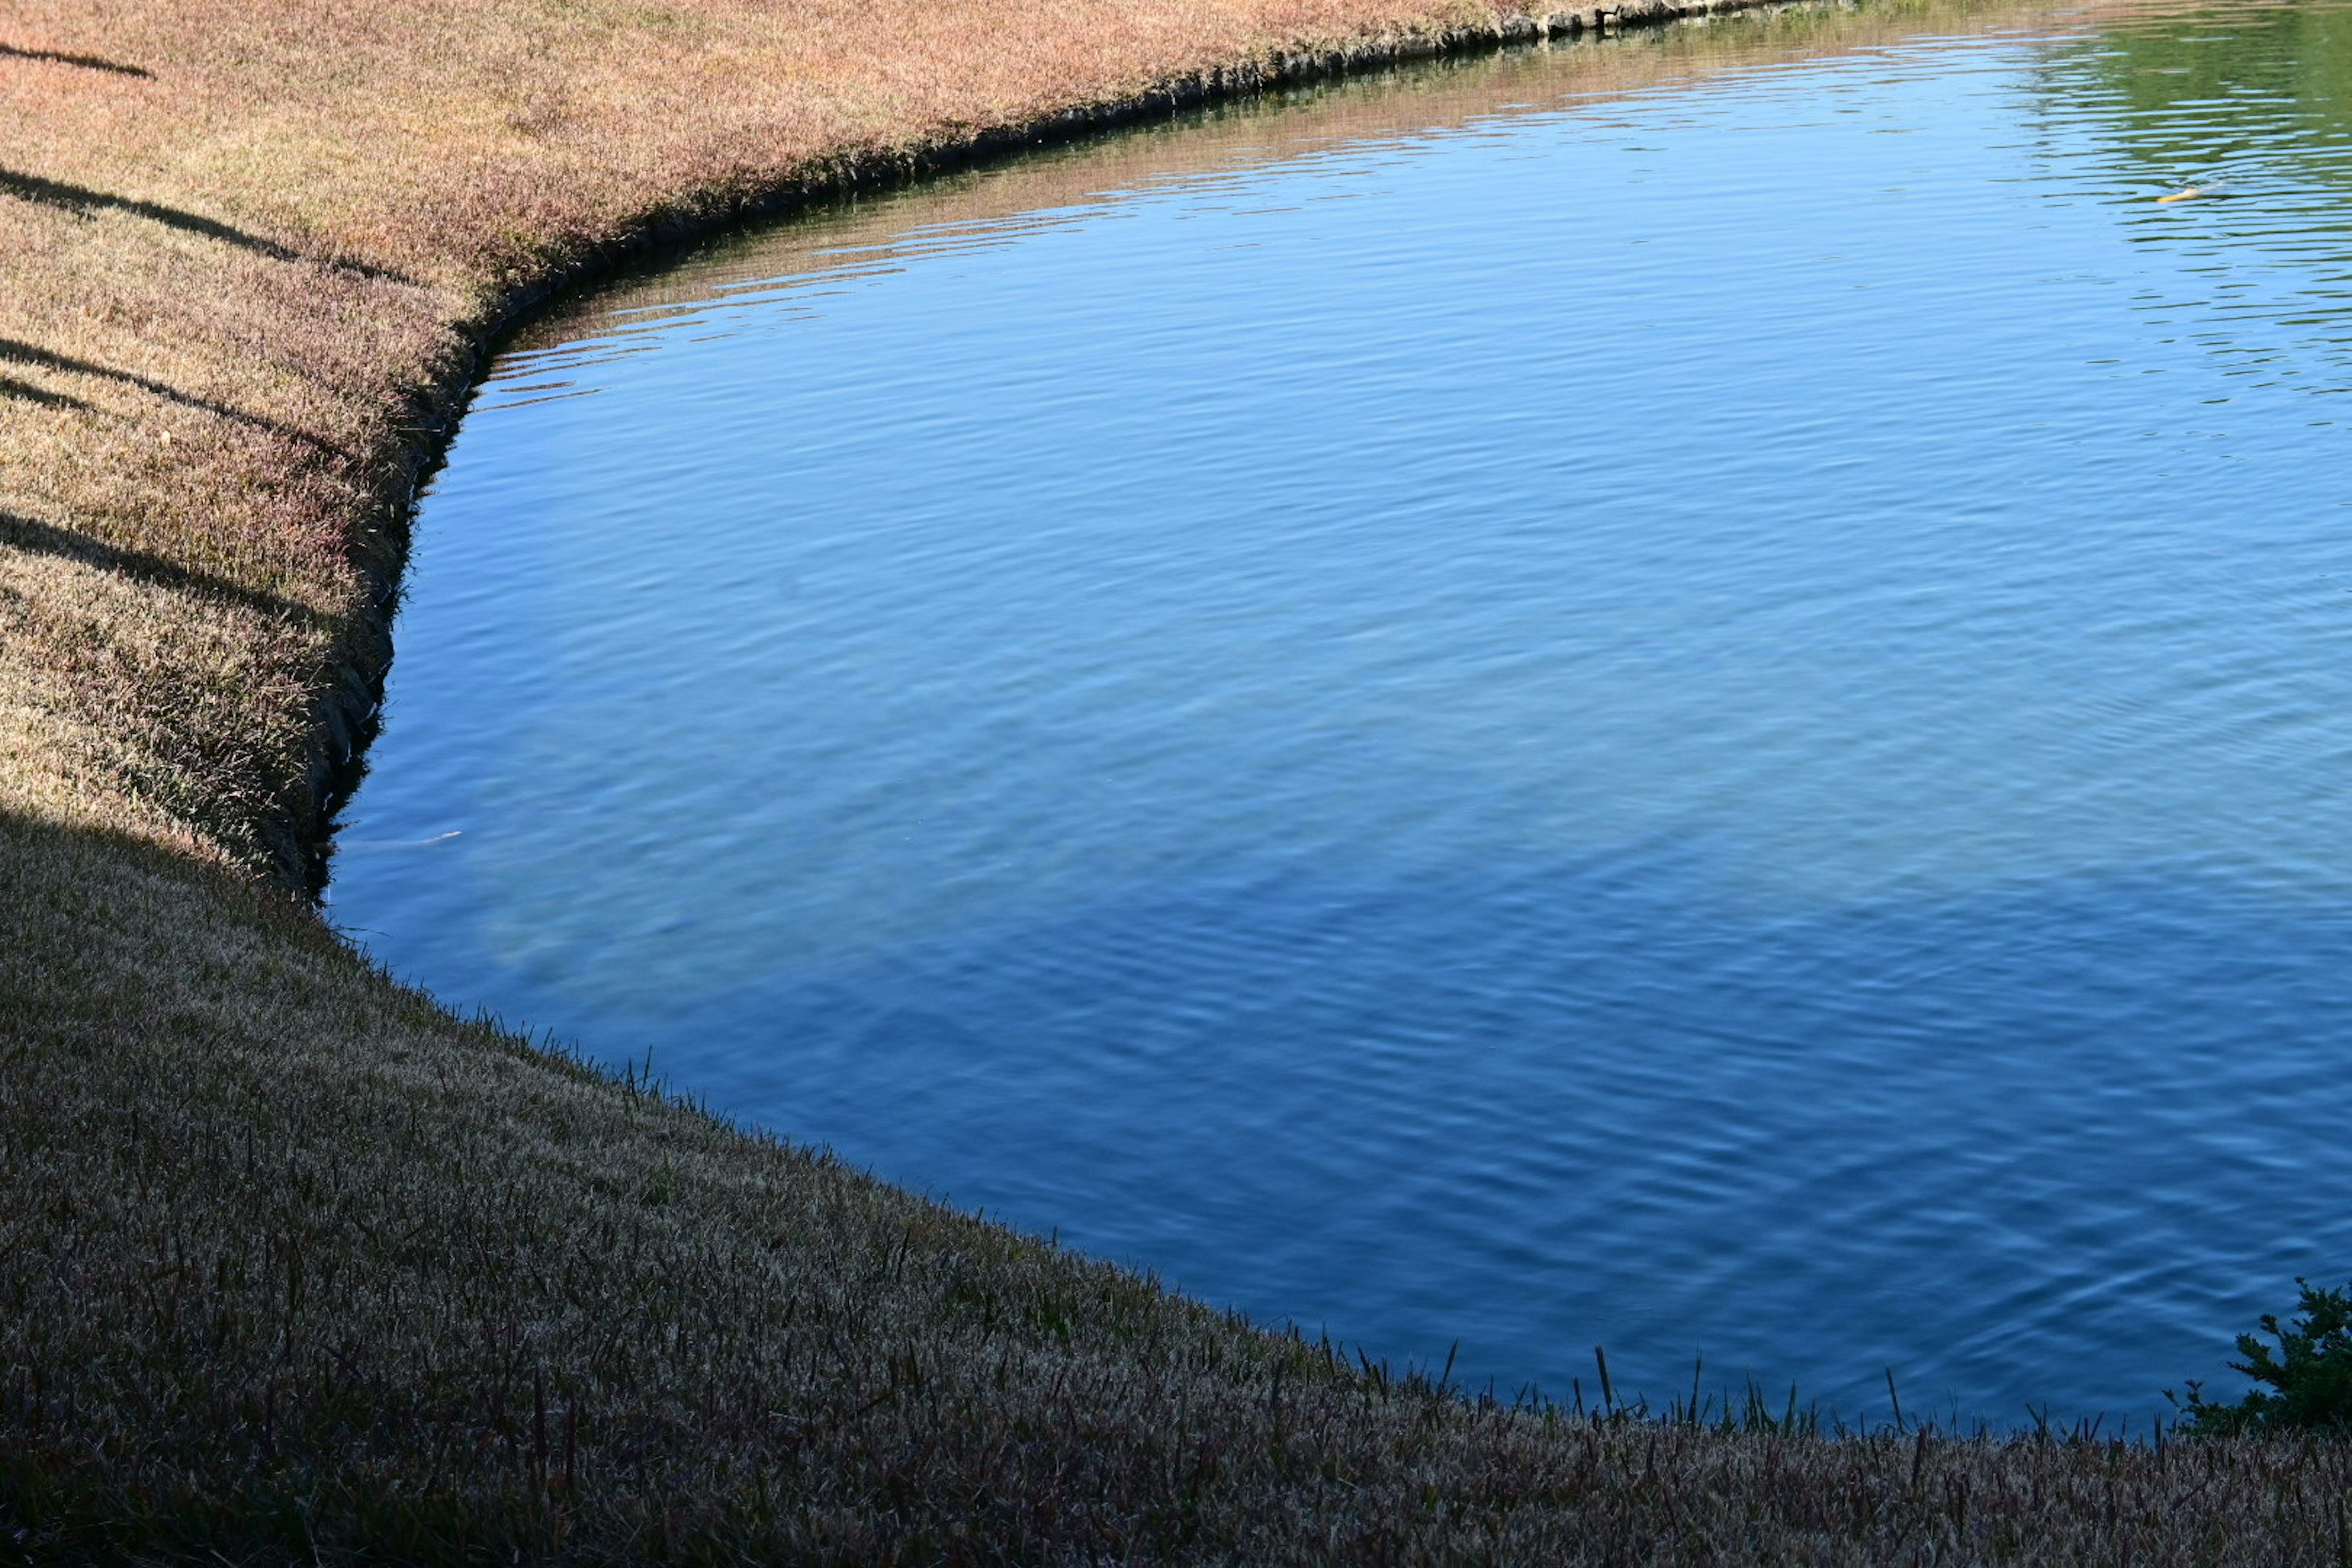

{"left": 338, "top": 0, "right": 2352, "bottom": 1425}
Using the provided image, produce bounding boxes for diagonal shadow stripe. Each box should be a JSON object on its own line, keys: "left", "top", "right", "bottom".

{"left": 0, "top": 42, "right": 151, "bottom": 77}
{"left": 0, "top": 338, "right": 350, "bottom": 459}
{"left": 0, "top": 166, "right": 416, "bottom": 285}
{"left": 0, "top": 509, "right": 326, "bottom": 627}
{"left": 0, "top": 375, "right": 93, "bottom": 412}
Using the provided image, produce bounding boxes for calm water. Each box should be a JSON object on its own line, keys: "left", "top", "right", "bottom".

{"left": 333, "top": 0, "right": 2352, "bottom": 1427}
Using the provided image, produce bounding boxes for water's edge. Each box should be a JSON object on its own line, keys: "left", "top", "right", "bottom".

{"left": 299, "top": 0, "right": 1814, "bottom": 897}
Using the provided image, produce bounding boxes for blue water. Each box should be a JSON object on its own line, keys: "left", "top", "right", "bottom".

{"left": 332, "top": 0, "right": 2352, "bottom": 1427}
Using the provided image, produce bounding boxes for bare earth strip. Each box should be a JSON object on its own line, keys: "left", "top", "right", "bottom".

{"left": 5, "top": 0, "right": 2349, "bottom": 1559}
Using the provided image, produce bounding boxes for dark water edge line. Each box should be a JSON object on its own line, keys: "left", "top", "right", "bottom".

{"left": 296, "top": 0, "right": 1820, "bottom": 898}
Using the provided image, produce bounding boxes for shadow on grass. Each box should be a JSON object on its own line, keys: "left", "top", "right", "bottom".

{"left": 0, "top": 337, "right": 350, "bottom": 458}
{"left": 0, "top": 166, "right": 415, "bottom": 284}
{"left": 0, "top": 508, "right": 326, "bottom": 627}
{"left": 7, "top": 793, "right": 2352, "bottom": 1565}
{"left": 0, "top": 374, "right": 92, "bottom": 412}
{"left": 0, "top": 42, "right": 150, "bottom": 77}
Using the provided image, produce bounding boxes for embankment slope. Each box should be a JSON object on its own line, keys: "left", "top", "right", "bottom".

{"left": 4, "top": 0, "right": 2346, "bottom": 1559}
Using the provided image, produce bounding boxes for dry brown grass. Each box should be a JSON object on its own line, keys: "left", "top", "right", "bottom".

{"left": 0, "top": 0, "right": 1548, "bottom": 889}
{"left": 6, "top": 0, "right": 2344, "bottom": 1559}
{"left": 13, "top": 807, "right": 2352, "bottom": 1564}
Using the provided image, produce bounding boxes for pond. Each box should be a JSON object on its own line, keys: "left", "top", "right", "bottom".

{"left": 330, "top": 0, "right": 2352, "bottom": 1428}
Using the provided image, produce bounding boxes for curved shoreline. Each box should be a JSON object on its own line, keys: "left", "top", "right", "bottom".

{"left": 10, "top": 0, "right": 2351, "bottom": 1557}
{"left": 303, "top": 0, "right": 1776, "bottom": 897}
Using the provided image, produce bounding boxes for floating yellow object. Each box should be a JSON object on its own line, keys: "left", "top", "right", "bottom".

{"left": 2156, "top": 186, "right": 2204, "bottom": 203}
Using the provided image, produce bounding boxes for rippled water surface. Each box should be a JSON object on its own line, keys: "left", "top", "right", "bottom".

{"left": 333, "top": 0, "right": 2352, "bottom": 1425}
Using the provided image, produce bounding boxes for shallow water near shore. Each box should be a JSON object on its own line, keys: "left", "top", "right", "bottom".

{"left": 333, "top": 0, "right": 2352, "bottom": 1426}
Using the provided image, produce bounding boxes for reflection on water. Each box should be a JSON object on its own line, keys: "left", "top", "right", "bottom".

{"left": 2051, "top": 1, "right": 2352, "bottom": 398}
{"left": 333, "top": 0, "right": 2352, "bottom": 1425}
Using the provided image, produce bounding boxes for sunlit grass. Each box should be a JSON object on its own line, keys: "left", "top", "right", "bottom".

{"left": 6, "top": 0, "right": 2345, "bottom": 1557}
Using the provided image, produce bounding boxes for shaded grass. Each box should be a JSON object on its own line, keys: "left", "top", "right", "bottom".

{"left": 4, "top": 0, "right": 2342, "bottom": 1558}
{"left": 0, "top": 40, "right": 149, "bottom": 77}
{"left": 13, "top": 803, "right": 2352, "bottom": 1564}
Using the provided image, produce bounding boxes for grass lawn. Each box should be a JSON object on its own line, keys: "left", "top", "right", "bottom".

{"left": 6, "top": 0, "right": 2348, "bottom": 1558}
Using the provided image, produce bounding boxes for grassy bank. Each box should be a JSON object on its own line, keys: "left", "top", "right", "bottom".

{"left": 6, "top": 0, "right": 2351, "bottom": 1559}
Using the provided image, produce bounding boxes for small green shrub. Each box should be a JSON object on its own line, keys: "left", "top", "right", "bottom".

{"left": 2169, "top": 1278, "right": 2352, "bottom": 1436}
